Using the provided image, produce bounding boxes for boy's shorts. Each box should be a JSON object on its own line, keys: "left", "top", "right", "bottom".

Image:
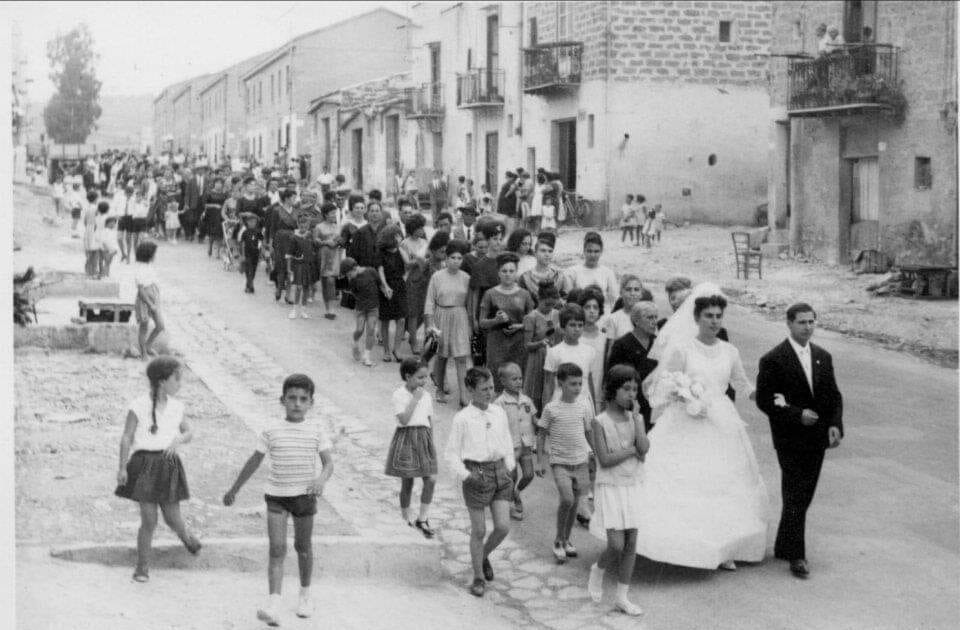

{"left": 71, "top": 207, "right": 82, "bottom": 220}
{"left": 551, "top": 462, "right": 591, "bottom": 495}
{"left": 264, "top": 493, "right": 317, "bottom": 518}
{"left": 462, "top": 460, "right": 514, "bottom": 509}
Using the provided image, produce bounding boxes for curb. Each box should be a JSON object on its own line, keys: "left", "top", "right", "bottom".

{"left": 36, "top": 535, "right": 443, "bottom": 585}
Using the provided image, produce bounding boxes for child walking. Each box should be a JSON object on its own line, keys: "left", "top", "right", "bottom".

{"left": 134, "top": 241, "right": 165, "bottom": 360}
{"left": 115, "top": 356, "right": 201, "bottom": 583}
{"left": 223, "top": 374, "right": 334, "bottom": 626}
{"left": 239, "top": 212, "right": 263, "bottom": 293}
{"left": 445, "top": 367, "right": 516, "bottom": 598}
{"left": 619, "top": 194, "right": 637, "bottom": 244}
{"left": 536, "top": 362, "right": 595, "bottom": 563}
{"left": 340, "top": 257, "right": 380, "bottom": 367}
{"left": 493, "top": 363, "right": 537, "bottom": 521}
{"left": 522, "top": 281, "right": 560, "bottom": 413}
{"left": 586, "top": 364, "right": 650, "bottom": 616}
{"left": 386, "top": 358, "right": 438, "bottom": 538}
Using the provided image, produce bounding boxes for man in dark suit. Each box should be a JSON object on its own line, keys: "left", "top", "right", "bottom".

{"left": 606, "top": 301, "right": 659, "bottom": 432}
{"left": 179, "top": 167, "right": 203, "bottom": 241}
{"left": 756, "top": 302, "right": 843, "bottom": 579}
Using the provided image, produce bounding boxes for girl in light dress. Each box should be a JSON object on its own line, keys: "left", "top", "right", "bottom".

{"left": 424, "top": 238, "right": 472, "bottom": 407}
{"left": 115, "top": 356, "right": 201, "bottom": 582}
{"left": 586, "top": 365, "right": 649, "bottom": 617}
{"left": 540, "top": 194, "right": 558, "bottom": 232}
{"left": 313, "top": 202, "right": 342, "bottom": 319}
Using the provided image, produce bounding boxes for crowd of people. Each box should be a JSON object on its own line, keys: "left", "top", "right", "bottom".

{"left": 71, "top": 149, "right": 844, "bottom": 625}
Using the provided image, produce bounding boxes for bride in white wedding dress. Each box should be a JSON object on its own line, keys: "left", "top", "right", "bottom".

{"left": 635, "top": 284, "right": 768, "bottom": 570}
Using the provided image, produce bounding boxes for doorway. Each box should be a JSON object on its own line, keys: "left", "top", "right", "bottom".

{"left": 485, "top": 132, "right": 499, "bottom": 193}
{"left": 385, "top": 114, "right": 400, "bottom": 185}
{"left": 846, "top": 156, "right": 880, "bottom": 258}
{"left": 351, "top": 128, "right": 363, "bottom": 190}
{"left": 553, "top": 119, "right": 577, "bottom": 191}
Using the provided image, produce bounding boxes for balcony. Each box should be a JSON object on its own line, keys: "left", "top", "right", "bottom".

{"left": 405, "top": 82, "right": 444, "bottom": 119}
{"left": 522, "top": 42, "right": 583, "bottom": 95}
{"left": 787, "top": 44, "right": 904, "bottom": 119}
{"left": 456, "top": 68, "right": 504, "bottom": 109}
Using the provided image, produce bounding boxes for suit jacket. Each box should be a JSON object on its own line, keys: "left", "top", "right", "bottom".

{"left": 181, "top": 176, "right": 202, "bottom": 212}
{"left": 756, "top": 339, "right": 843, "bottom": 453}
{"left": 607, "top": 332, "right": 658, "bottom": 428}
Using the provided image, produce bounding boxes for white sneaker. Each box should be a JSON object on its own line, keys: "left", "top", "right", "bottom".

{"left": 288, "top": 310, "right": 297, "bottom": 319}
{"left": 615, "top": 597, "right": 644, "bottom": 617}
{"left": 296, "top": 594, "right": 313, "bottom": 618}
{"left": 256, "top": 605, "right": 281, "bottom": 626}
{"left": 552, "top": 542, "right": 567, "bottom": 564}
{"left": 300, "top": 311, "right": 310, "bottom": 319}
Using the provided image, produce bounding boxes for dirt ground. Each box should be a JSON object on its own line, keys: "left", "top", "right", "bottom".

{"left": 14, "top": 348, "right": 353, "bottom": 546}
{"left": 554, "top": 224, "right": 959, "bottom": 368}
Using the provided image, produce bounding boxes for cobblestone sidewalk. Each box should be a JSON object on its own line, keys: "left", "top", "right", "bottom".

{"left": 158, "top": 274, "right": 649, "bottom": 629}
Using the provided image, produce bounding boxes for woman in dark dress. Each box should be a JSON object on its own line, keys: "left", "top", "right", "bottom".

{"left": 377, "top": 224, "right": 407, "bottom": 362}
{"left": 264, "top": 189, "right": 300, "bottom": 302}
{"left": 338, "top": 194, "right": 368, "bottom": 309}
{"left": 202, "top": 177, "right": 229, "bottom": 258}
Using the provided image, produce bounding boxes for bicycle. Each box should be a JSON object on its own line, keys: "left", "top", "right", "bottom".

{"left": 560, "top": 192, "right": 594, "bottom": 229}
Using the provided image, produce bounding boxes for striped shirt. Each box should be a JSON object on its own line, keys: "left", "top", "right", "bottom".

{"left": 256, "top": 417, "right": 333, "bottom": 497}
{"left": 537, "top": 400, "right": 594, "bottom": 466}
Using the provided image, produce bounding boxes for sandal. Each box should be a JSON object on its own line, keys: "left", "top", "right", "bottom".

{"left": 392, "top": 350, "right": 401, "bottom": 362}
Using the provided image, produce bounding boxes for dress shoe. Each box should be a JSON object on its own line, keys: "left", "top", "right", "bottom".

{"left": 470, "top": 578, "right": 485, "bottom": 597}
{"left": 790, "top": 559, "right": 810, "bottom": 578}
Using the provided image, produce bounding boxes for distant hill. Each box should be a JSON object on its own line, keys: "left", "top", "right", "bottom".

{"left": 24, "top": 94, "right": 154, "bottom": 151}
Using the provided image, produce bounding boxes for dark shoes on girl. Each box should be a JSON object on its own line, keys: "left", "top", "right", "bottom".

{"left": 482, "top": 557, "right": 494, "bottom": 581}
{"left": 470, "top": 578, "right": 485, "bottom": 597}
{"left": 413, "top": 519, "right": 435, "bottom": 539}
{"left": 183, "top": 536, "right": 202, "bottom": 555}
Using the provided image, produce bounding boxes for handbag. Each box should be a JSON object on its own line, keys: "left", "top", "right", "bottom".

{"left": 470, "top": 330, "right": 486, "bottom": 366}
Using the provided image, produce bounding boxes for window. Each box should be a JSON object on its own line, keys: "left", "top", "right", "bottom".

{"left": 286, "top": 65, "right": 291, "bottom": 95}
{"left": 708, "top": 153, "right": 717, "bottom": 166}
{"left": 587, "top": 114, "right": 594, "bottom": 148}
{"left": 529, "top": 17, "right": 537, "bottom": 46}
{"left": 270, "top": 75, "right": 275, "bottom": 103}
{"left": 915, "top": 157, "right": 932, "bottom": 189}
{"left": 507, "top": 114, "right": 514, "bottom": 137}
{"left": 719, "top": 20, "right": 732, "bottom": 42}
{"left": 322, "top": 117, "right": 331, "bottom": 168}
{"left": 558, "top": 2, "right": 570, "bottom": 38}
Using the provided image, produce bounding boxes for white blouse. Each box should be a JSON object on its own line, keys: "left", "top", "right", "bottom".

{"left": 128, "top": 393, "right": 185, "bottom": 452}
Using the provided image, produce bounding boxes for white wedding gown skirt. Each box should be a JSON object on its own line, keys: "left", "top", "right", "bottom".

{"left": 635, "top": 393, "right": 768, "bottom": 569}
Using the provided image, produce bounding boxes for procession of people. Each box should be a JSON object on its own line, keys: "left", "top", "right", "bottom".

{"left": 48, "top": 147, "right": 846, "bottom": 624}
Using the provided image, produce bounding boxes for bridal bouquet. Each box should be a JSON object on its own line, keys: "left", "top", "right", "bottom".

{"left": 659, "top": 372, "right": 709, "bottom": 418}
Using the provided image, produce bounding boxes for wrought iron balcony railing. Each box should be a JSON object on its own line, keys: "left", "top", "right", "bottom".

{"left": 405, "top": 82, "right": 444, "bottom": 119}
{"left": 522, "top": 42, "right": 583, "bottom": 94}
{"left": 456, "top": 68, "right": 505, "bottom": 108}
{"left": 787, "top": 44, "right": 903, "bottom": 117}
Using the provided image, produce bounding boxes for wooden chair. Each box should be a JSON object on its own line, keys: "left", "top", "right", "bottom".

{"left": 731, "top": 231, "right": 762, "bottom": 279}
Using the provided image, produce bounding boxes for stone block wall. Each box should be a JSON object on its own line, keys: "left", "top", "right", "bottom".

{"left": 526, "top": 1, "right": 771, "bottom": 86}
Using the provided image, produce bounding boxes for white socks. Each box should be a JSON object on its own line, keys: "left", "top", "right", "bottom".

{"left": 587, "top": 563, "right": 604, "bottom": 602}
{"left": 299, "top": 586, "right": 310, "bottom": 598}
{"left": 418, "top": 503, "right": 430, "bottom": 522}
{"left": 401, "top": 507, "right": 412, "bottom": 523}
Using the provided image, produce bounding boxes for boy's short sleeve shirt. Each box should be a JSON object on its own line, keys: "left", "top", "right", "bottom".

{"left": 493, "top": 392, "right": 536, "bottom": 448}
{"left": 536, "top": 401, "right": 593, "bottom": 466}
{"left": 256, "top": 417, "right": 333, "bottom": 497}
{"left": 544, "top": 342, "right": 597, "bottom": 408}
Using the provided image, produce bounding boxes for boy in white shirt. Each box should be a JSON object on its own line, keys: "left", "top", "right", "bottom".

{"left": 543, "top": 304, "right": 597, "bottom": 411}
{"left": 223, "top": 374, "right": 334, "bottom": 626}
{"left": 445, "top": 367, "right": 515, "bottom": 598}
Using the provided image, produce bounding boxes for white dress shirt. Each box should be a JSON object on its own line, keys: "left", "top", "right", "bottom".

{"left": 788, "top": 336, "right": 813, "bottom": 393}
{"left": 445, "top": 403, "right": 516, "bottom": 480}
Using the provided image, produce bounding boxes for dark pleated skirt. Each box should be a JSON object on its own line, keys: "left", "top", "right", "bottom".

{"left": 384, "top": 426, "right": 437, "bottom": 478}
{"left": 115, "top": 450, "right": 190, "bottom": 504}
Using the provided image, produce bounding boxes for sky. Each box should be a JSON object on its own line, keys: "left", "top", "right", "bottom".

{"left": 6, "top": 1, "right": 412, "bottom": 101}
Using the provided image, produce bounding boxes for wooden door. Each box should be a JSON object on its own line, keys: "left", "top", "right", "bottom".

{"left": 485, "top": 132, "right": 498, "bottom": 193}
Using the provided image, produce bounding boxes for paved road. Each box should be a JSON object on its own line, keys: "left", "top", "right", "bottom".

{"left": 143, "top": 232, "right": 958, "bottom": 629}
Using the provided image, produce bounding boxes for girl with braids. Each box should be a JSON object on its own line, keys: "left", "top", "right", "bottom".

{"left": 115, "top": 356, "right": 201, "bottom": 583}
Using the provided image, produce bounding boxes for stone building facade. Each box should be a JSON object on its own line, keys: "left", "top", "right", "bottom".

{"left": 405, "top": 1, "right": 771, "bottom": 224}
{"left": 198, "top": 52, "right": 272, "bottom": 163}
{"left": 768, "top": 0, "right": 957, "bottom": 266}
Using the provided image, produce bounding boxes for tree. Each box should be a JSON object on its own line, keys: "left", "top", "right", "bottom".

{"left": 43, "top": 24, "right": 102, "bottom": 144}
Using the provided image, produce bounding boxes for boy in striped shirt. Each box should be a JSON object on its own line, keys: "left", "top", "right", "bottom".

{"left": 224, "top": 374, "right": 334, "bottom": 627}
{"left": 536, "top": 362, "right": 595, "bottom": 564}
